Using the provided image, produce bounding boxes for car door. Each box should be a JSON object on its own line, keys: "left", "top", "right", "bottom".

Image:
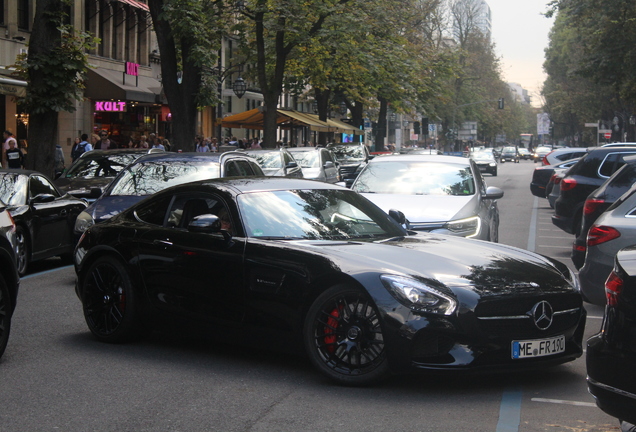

{"left": 135, "top": 192, "right": 246, "bottom": 324}
{"left": 321, "top": 149, "right": 339, "bottom": 183}
{"left": 28, "top": 174, "right": 75, "bottom": 255}
{"left": 471, "top": 162, "right": 498, "bottom": 237}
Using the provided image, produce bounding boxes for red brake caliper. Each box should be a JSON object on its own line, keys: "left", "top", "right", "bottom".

{"left": 324, "top": 305, "right": 343, "bottom": 353}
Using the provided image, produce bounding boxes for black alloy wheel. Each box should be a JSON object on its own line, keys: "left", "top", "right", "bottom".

{"left": 81, "top": 256, "right": 141, "bottom": 343}
{"left": 0, "top": 274, "right": 11, "bottom": 359}
{"left": 304, "top": 285, "right": 389, "bottom": 385}
{"left": 14, "top": 227, "right": 29, "bottom": 276}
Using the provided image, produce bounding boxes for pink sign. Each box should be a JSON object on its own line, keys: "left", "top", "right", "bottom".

{"left": 125, "top": 62, "right": 139, "bottom": 76}
{"left": 95, "top": 101, "right": 126, "bottom": 112}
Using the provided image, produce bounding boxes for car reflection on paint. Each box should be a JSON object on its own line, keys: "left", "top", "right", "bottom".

{"left": 74, "top": 177, "right": 585, "bottom": 385}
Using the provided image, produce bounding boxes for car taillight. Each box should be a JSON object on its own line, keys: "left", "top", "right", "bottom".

{"left": 560, "top": 177, "right": 577, "bottom": 191}
{"left": 583, "top": 198, "right": 606, "bottom": 215}
{"left": 587, "top": 225, "right": 621, "bottom": 247}
{"left": 554, "top": 176, "right": 562, "bottom": 185}
{"left": 605, "top": 271, "right": 623, "bottom": 306}
{"left": 542, "top": 152, "right": 553, "bottom": 166}
{"left": 572, "top": 243, "right": 586, "bottom": 252}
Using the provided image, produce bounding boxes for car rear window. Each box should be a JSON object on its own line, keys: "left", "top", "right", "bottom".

{"left": 599, "top": 152, "right": 636, "bottom": 177}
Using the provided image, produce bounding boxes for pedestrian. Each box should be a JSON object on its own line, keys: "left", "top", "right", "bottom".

{"left": 54, "top": 143, "right": 65, "bottom": 177}
{"left": 5, "top": 138, "right": 24, "bottom": 169}
{"left": 71, "top": 134, "right": 92, "bottom": 162}
{"left": 2, "top": 130, "right": 18, "bottom": 168}
{"left": 210, "top": 138, "right": 218, "bottom": 152}
{"left": 138, "top": 135, "right": 149, "bottom": 149}
{"left": 95, "top": 131, "right": 114, "bottom": 150}
{"left": 250, "top": 139, "right": 262, "bottom": 149}
{"left": 162, "top": 139, "right": 171, "bottom": 152}
{"left": 196, "top": 139, "right": 210, "bottom": 152}
{"left": 148, "top": 133, "right": 157, "bottom": 148}
{"left": 152, "top": 139, "right": 165, "bottom": 151}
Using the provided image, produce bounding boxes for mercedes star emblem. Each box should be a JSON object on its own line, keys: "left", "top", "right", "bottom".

{"left": 531, "top": 300, "right": 554, "bottom": 330}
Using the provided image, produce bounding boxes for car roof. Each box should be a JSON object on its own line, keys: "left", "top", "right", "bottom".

{"left": 0, "top": 168, "right": 47, "bottom": 177}
{"left": 181, "top": 176, "right": 348, "bottom": 195}
{"left": 367, "top": 154, "right": 470, "bottom": 165}
{"left": 80, "top": 149, "right": 156, "bottom": 158}
{"left": 287, "top": 147, "right": 322, "bottom": 152}
{"left": 128, "top": 151, "right": 251, "bottom": 165}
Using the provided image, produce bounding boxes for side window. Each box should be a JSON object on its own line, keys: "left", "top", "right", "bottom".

{"left": 234, "top": 160, "right": 254, "bottom": 176}
{"left": 134, "top": 195, "right": 173, "bottom": 226}
{"left": 250, "top": 161, "right": 264, "bottom": 175}
{"left": 322, "top": 150, "right": 333, "bottom": 163}
{"left": 30, "top": 175, "right": 60, "bottom": 198}
{"left": 224, "top": 161, "right": 242, "bottom": 177}
{"left": 600, "top": 152, "right": 636, "bottom": 177}
{"left": 165, "top": 193, "right": 234, "bottom": 234}
{"left": 283, "top": 152, "right": 292, "bottom": 165}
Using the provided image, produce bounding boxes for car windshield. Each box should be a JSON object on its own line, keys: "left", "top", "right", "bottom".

{"left": 330, "top": 146, "right": 365, "bottom": 162}
{"left": 237, "top": 189, "right": 405, "bottom": 240}
{"left": 352, "top": 161, "right": 475, "bottom": 196}
{"left": 471, "top": 151, "right": 492, "bottom": 159}
{"left": 502, "top": 147, "right": 516, "bottom": 153}
{"left": 0, "top": 173, "right": 28, "bottom": 205}
{"left": 290, "top": 151, "right": 319, "bottom": 168}
{"left": 536, "top": 146, "right": 551, "bottom": 153}
{"left": 250, "top": 152, "right": 282, "bottom": 169}
{"left": 66, "top": 153, "right": 142, "bottom": 178}
{"left": 110, "top": 160, "right": 221, "bottom": 196}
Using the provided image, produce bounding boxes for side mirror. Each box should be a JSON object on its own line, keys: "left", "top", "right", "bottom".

{"left": 388, "top": 209, "right": 410, "bottom": 229}
{"left": 30, "top": 193, "right": 56, "bottom": 204}
{"left": 188, "top": 214, "right": 233, "bottom": 242}
{"left": 484, "top": 186, "right": 504, "bottom": 200}
{"left": 89, "top": 187, "right": 103, "bottom": 198}
{"left": 285, "top": 161, "right": 298, "bottom": 170}
{"left": 324, "top": 161, "right": 335, "bottom": 169}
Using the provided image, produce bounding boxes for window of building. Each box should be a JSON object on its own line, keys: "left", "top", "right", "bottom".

{"left": 17, "top": 0, "right": 29, "bottom": 30}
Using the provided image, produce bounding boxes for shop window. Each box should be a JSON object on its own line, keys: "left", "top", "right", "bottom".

{"left": 17, "top": 0, "right": 29, "bottom": 30}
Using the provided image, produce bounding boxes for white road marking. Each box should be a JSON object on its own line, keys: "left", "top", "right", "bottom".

{"left": 531, "top": 398, "right": 596, "bottom": 407}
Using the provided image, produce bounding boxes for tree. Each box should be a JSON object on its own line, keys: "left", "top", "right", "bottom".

{"left": 148, "top": 0, "right": 233, "bottom": 151}
{"left": 14, "top": 0, "right": 95, "bottom": 177}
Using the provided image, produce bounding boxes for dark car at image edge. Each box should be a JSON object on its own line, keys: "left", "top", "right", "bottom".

{"left": 0, "top": 201, "right": 20, "bottom": 360}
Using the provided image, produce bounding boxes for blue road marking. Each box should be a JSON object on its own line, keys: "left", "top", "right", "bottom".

{"left": 527, "top": 196, "right": 538, "bottom": 252}
{"left": 496, "top": 388, "right": 523, "bottom": 432}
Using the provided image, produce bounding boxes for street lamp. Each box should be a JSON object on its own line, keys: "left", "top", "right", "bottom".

{"left": 212, "top": 63, "right": 247, "bottom": 140}
{"left": 339, "top": 101, "right": 347, "bottom": 115}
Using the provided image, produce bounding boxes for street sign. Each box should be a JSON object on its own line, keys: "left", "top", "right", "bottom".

{"left": 599, "top": 129, "right": 612, "bottom": 134}
{"left": 585, "top": 123, "right": 598, "bottom": 127}
{"left": 604, "top": 133, "right": 612, "bottom": 139}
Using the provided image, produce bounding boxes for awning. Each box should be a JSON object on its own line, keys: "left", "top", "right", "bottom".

{"left": 85, "top": 68, "right": 162, "bottom": 104}
{"left": 110, "top": 0, "right": 150, "bottom": 11}
{"left": 221, "top": 108, "right": 360, "bottom": 134}
{"left": 0, "top": 76, "right": 27, "bottom": 98}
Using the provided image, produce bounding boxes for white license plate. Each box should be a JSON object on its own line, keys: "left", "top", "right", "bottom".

{"left": 512, "top": 335, "right": 565, "bottom": 359}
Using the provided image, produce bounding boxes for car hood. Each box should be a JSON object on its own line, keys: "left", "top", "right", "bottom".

{"left": 289, "top": 234, "right": 574, "bottom": 294}
{"left": 88, "top": 195, "right": 145, "bottom": 222}
{"left": 55, "top": 177, "right": 113, "bottom": 194}
{"left": 361, "top": 193, "right": 475, "bottom": 223}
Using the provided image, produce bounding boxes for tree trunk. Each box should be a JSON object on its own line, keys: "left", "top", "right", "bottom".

{"left": 25, "top": 0, "right": 63, "bottom": 177}
{"left": 315, "top": 88, "right": 331, "bottom": 146}
{"left": 262, "top": 92, "right": 279, "bottom": 148}
{"left": 148, "top": 0, "right": 200, "bottom": 152}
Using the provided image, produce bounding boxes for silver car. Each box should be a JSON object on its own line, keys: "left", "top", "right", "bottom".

{"left": 351, "top": 154, "right": 504, "bottom": 241}
{"left": 287, "top": 147, "right": 339, "bottom": 183}
{"left": 579, "top": 183, "right": 636, "bottom": 305}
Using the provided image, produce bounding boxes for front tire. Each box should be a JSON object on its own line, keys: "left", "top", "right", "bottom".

{"left": 81, "top": 256, "right": 142, "bottom": 343}
{"left": 0, "top": 274, "right": 11, "bottom": 359}
{"left": 304, "top": 285, "right": 389, "bottom": 386}
{"left": 15, "top": 226, "right": 29, "bottom": 276}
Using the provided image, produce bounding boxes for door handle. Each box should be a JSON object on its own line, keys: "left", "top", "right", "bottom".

{"left": 153, "top": 239, "right": 173, "bottom": 247}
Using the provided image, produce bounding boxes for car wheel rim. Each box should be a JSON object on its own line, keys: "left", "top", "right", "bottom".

{"left": 312, "top": 293, "right": 385, "bottom": 376}
{"left": 83, "top": 262, "right": 127, "bottom": 336}
{"left": 15, "top": 230, "right": 27, "bottom": 275}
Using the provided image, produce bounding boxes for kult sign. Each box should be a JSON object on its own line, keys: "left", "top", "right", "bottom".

{"left": 95, "top": 101, "right": 126, "bottom": 112}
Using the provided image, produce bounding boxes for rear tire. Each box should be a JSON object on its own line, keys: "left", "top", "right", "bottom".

{"left": 15, "top": 226, "right": 29, "bottom": 276}
{"left": 304, "top": 285, "right": 389, "bottom": 386}
{"left": 0, "top": 274, "right": 11, "bottom": 359}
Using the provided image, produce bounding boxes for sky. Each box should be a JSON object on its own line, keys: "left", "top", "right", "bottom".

{"left": 487, "top": 0, "right": 555, "bottom": 107}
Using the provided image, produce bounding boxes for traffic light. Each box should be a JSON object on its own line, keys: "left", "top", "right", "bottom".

{"left": 498, "top": 98, "right": 504, "bottom": 109}
{"left": 422, "top": 117, "right": 429, "bottom": 136}
{"left": 413, "top": 121, "right": 421, "bottom": 134}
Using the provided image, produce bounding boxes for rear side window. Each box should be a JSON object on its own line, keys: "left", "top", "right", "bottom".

{"left": 134, "top": 195, "right": 173, "bottom": 226}
{"left": 225, "top": 159, "right": 254, "bottom": 176}
{"left": 599, "top": 152, "right": 636, "bottom": 178}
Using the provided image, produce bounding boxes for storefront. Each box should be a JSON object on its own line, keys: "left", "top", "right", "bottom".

{"left": 85, "top": 66, "right": 166, "bottom": 146}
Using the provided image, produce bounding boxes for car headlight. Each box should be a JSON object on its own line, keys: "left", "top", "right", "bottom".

{"left": 489, "top": 162, "right": 496, "bottom": 167}
{"left": 380, "top": 275, "right": 457, "bottom": 315}
{"left": 74, "top": 210, "right": 94, "bottom": 234}
{"left": 568, "top": 268, "right": 581, "bottom": 292}
{"left": 444, "top": 216, "right": 481, "bottom": 238}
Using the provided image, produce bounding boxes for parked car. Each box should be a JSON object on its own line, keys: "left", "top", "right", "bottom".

{"left": 287, "top": 147, "right": 339, "bottom": 183}
{"left": 470, "top": 149, "right": 498, "bottom": 176}
{"left": 552, "top": 146, "right": 636, "bottom": 236}
{"left": 499, "top": 146, "right": 519, "bottom": 163}
{"left": 587, "top": 245, "right": 636, "bottom": 429}
{"left": 327, "top": 144, "right": 371, "bottom": 187}
{"left": 73, "top": 151, "right": 263, "bottom": 235}
{"left": 546, "top": 169, "right": 568, "bottom": 208}
{"left": 54, "top": 149, "right": 159, "bottom": 203}
{"left": 530, "top": 159, "right": 580, "bottom": 199}
{"left": 0, "top": 200, "right": 20, "bottom": 359}
{"left": 0, "top": 170, "right": 88, "bottom": 275}
{"left": 74, "top": 177, "right": 585, "bottom": 385}
{"left": 351, "top": 154, "right": 503, "bottom": 241}
{"left": 541, "top": 148, "right": 588, "bottom": 166}
{"left": 578, "top": 183, "right": 636, "bottom": 305}
{"left": 532, "top": 146, "right": 553, "bottom": 163}
{"left": 241, "top": 148, "right": 303, "bottom": 178}
{"left": 571, "top": 157, "right": 636, "bottom": 270}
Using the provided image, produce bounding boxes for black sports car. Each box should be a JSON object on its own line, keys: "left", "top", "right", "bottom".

{"left": 0, "top": 200, "right": 20, "bottom": 359}
{"left": 0, "top": 170, "right": 88, "bottom": 275}
{"left": 74, "top": 178, "right": 586, "bottom": 385}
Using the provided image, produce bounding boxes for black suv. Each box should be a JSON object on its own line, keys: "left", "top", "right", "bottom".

{"left": 552, "top": 146, "right": 636, "bottom": 236}
{"left": 570, "top": 156, "right": 636, "bottom": 269}
{"left": 327, "top": 144, "right": 371, "bottom": 187}
{"left": 0, "top": 200, "right": 20, "bottom": 359}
